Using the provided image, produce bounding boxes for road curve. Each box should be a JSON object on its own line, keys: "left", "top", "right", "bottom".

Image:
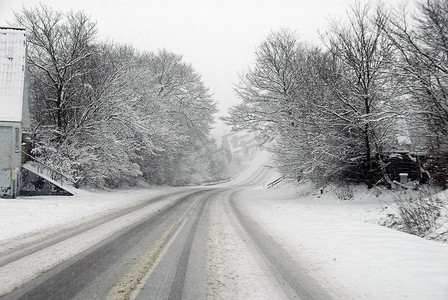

{"left": 0, "top": 158, "right": 332, "bottom": 299}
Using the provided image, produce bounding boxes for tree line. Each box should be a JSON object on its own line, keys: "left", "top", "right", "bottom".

{"left": 14, "top": 4, "right": 230, "bottom": 188}
{"left": 224, "top": 0, "right": 448, "bottom": 188}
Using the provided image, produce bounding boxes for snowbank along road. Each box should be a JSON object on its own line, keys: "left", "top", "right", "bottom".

{"left": 0, "top": 154, "right": 331, "bottom": 299}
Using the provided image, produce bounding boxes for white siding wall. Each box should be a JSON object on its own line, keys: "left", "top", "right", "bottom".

{"left": 0, "top": 28, "right": 26, "bottom": 198}
{"left": 0, "top": 123, "right": 21, "bottom": 197}
{"left": 0, "top": 28, "right": 26, "bottom": 122}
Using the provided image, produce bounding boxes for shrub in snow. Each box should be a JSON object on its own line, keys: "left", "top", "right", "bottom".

{"left": 332, "top": 184, "right": 354, "bottom": 201}
{"left": 387, "top": 191, "right": 448, "bottom": 242}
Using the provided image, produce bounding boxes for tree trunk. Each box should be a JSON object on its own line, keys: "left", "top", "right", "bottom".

{"left": 365, "top": 95, "right": 373, "bottom": 188}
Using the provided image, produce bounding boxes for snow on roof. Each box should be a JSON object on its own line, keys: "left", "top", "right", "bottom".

{"left": 0, "top": 27, "right": 26, "bottom": 122}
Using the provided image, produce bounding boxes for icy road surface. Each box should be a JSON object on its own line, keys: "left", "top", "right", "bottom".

{"left": 0, "top": 151, "right": 447, "bottom": 299}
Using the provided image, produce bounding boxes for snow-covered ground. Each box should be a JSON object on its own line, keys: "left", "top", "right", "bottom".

{"left": 0, "top": 187, "right": 200, "bottom": 295}
{"left": 0, "top": 151, "right": 273, "bottom": 243}
{"left": 236, "top": 183, "right": 448, "bottom": 299}
{"left": 0, "top": 151, "right": 447, "bottom": 299}
{"left": 0, "top": 187, "right": 177, "bottom": 242}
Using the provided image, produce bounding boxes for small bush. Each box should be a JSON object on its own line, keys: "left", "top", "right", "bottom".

{"left": 394, "top": 192, "right": 447, "bottom": 239}
{"left": 332, "top": 184, "right": 354, "bottom": 201}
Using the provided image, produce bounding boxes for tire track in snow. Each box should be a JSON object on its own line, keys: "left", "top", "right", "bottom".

{"left": 0, "top": 189, "right": 196, "bottom": 268}
{"left": 0, "top": 189, "right": 211, "bottom": 299}
{"left": 206, "top": 190, "right": 291, "bottom": 299}
{"left": 229, "top": 190, "right": 334, "bottom": 300}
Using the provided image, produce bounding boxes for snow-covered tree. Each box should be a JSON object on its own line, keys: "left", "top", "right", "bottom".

{"left": 16, "top": 4, "right": 221, "bottom": 188}
{"left": 225, "top": 29, "right": 304, "bottom": 144}
{"left": 322, "top": 1, "right": 397, "bottom": 186}
{"left": 15, "top": 4, "right": 97, "bottom": 140}
{"left": 128, "top": 50, "right": 218, "bottom": 185}
{"left": 224, "top": 30, "right": 353, "bottom": 184}
{"left": 385, "top": 0, "right": 448, "bottom": 186}
{"left": 29, "top": 43, "right": 150, "bottom": 187}
{"left": 226, "top": 3, "right": 402, "bottom": 187}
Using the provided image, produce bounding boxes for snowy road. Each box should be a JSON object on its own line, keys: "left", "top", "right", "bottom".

{"left": 1, "top": 152, "right": 447, "bottom": 299}
{"left": 1, "top": 187, "right": 330, "bottom": 299}
{"left": 0, "top": 185, "right": 312, "bottom": 298}
{"left": 1, "top": 154, "right": 328, "bottom": 299}
{"left": 0, "top": 189, "right": 214, "bottom": 299}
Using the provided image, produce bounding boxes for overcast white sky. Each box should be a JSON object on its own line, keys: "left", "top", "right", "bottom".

{"left": 0, "top": 0, "right": 409, "bottom": 137}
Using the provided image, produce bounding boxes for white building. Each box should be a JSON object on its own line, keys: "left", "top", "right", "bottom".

{"left": 0, "top": 27, "right": 28, "bottom": 198}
